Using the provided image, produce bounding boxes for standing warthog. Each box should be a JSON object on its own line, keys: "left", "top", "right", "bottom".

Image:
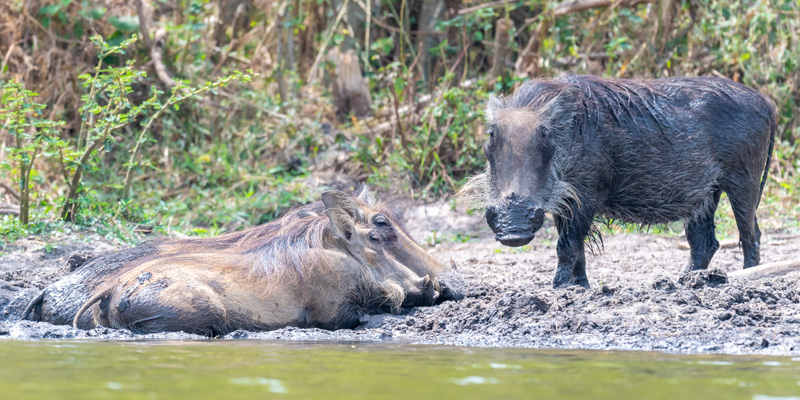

{"left": 24, "top": 189, "right": 463, "bottom": 335}
{"left": 464, "top": 75, "right": 776, "bottom": 288}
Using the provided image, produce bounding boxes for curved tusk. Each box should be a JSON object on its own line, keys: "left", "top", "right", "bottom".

{"left": 450, "top": 258, "right": 458, "bottom": 272}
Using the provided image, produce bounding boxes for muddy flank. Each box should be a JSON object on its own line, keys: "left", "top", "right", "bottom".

{"left": 2, "top": 204, "right": 799, "bottom": 355}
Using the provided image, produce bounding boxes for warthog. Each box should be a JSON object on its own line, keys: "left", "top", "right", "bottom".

{"left": 24, "top": 189, "right": 463, "bottom": 335}
{"left": 464, "top": 75, "right": 776, "bottom": 288}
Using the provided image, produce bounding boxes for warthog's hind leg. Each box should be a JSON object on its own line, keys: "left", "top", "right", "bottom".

{"left": 727, "top": 187, "right": 762, "bottom": 269}
{"left": 108, "top": 279, "right": 228, "bottom": 336}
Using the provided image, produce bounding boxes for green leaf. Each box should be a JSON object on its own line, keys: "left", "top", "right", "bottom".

{"left": 90, "top": 7, "right": 106, "bottom": 20}
{"left": 73, "top": 22, "right": 85, "bottom": 38}
{"left": 39, "top": 4, "right": 61, "bottom": 16}
{"left": 393, "top": 77, "right": 404, "bottom": 101}
{"left": 108, "top": 16, "right": 140, "bottom": 33}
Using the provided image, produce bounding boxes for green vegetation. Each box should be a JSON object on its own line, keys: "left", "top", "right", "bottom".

{"left": 0, "top": 0, "right": 799, "bottom": 246}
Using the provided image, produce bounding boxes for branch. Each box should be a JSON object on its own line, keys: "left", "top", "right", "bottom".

{"left": 552, "top": 0, "right": 651, "bottom": 17}
{"left": 135, "top": 0, "right": 175, "bottom": 87}
{"left": 0, "top": 206, "right": 20, "bottom": 216}
{"left": 151, "top": 28, "right": 176, "bottom": 87}
{"left": 678, "top": 238, "right": 738, "bottom": 250}
{"left": 0, "top": 182, "right": 20, "bottom": 201}
{"left": 729, "top": 260, "right": 800, "bottom": 281}
{"left": 134, "top": 0, "right": 153, "bottom": 49}
{"left": 368, "top": 15, "right": 446, "bottom": 36}
{"left": 458, "top": 1, "right": 507, "bottom": 15}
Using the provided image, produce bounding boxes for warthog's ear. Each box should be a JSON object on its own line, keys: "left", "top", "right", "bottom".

{"left": 297, "top": 209, "right": 318, "bottom": 219}
{"left": 321, "top": 190, "right": 364, "bottom": 221}
{"left": 541, "top": 86, "right": 580, "bottom": 130}
{"left": 325, "top": 208, "right": 355, "bottom": 241}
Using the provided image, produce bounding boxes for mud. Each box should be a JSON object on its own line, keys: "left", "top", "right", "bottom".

{"left": 1, "top": 204, "right": 799, "bottom": 355}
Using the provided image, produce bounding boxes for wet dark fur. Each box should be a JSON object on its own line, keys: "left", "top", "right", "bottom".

{"left": 23, "top": 241, "right": 161, "bottom": 327}
{"left": 484, "top": 75, "right": 776, "bottom": 288}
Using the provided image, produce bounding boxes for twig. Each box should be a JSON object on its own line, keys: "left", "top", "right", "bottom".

{"left": 0, "top": 43, "right": 18, "bottom": 81}
{"left": 307, "top": 0, "right": 350, "bottom": 83}
{"left": 458, "top": 1, "right": 508, "bottom": 15}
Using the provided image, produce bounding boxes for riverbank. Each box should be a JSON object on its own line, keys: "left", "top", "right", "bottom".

{"left": 2, "top": 202, "right": 799, "bottom": 355}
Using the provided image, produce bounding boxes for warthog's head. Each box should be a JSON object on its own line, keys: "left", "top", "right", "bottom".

{"left": 469, "top": 84, "right": 580, "bottom": 247}
{"left": 321, "top": 190, "right": 464, "bottom": 301}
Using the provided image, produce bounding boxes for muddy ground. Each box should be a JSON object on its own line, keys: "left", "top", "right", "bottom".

{"left": 1, "top": 202, "right": 799, "bottom": 355}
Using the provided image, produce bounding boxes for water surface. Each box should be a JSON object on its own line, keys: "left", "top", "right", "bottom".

{"left": 1, "top": 340, "right": 799, "bottom": 399}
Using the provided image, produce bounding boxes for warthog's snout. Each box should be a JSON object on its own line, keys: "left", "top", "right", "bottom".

{"left": 486, "top": 194, "right": 545, "bottom": 247}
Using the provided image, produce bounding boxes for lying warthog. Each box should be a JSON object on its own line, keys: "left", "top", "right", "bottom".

{"left": 464, "top": 75, "right": 776, "bottom": 288}
{"left": 24, "top": 189, "right": 463, "bottom": 335}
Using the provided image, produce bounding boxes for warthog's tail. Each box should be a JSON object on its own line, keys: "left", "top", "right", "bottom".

{"left": 757, "top": 107, "right": 778, "bottom": 207}
{"left": 21, "top": 290, "right": 45, "bottom": 321}
{"left": 72, "top": 288, "right": 112, "bottom": 329}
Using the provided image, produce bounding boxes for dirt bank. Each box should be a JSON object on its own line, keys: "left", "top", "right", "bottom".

{"left": 1, "top": 203, "right": 799, "bottom": 355}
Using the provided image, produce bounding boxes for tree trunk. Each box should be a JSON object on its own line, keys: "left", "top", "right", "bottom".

{"left": 332, "top": 0, "right": 365, "bottom": 51}
{"left": 444, "top": 0, "right": 463, "bottom": 84}
{"left": 330, "top": 48, "right": 372, "bottom": 120}
{"left": 214, "top": 0, "right": 252, "bottom": 46}
{"left": 417, "top": 0, "right": 445, "bottom": 80}
{"left": 490, "top": 17, "right": 510, "bottom": 81}
{"left": 654, "top": 0, "right": 677, "bottom": 54}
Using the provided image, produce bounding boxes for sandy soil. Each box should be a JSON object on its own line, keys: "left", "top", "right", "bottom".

{"left": 1, "top": 202, "right": 799, "bottom": 355}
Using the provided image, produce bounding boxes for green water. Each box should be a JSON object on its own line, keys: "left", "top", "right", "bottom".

{"left": 1, "top": 341, "right": 799, "bottom": 399}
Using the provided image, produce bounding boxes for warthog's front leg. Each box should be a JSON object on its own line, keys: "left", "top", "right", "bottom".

{"left": 554, "top": 206, "right": 594, "bottom": 288}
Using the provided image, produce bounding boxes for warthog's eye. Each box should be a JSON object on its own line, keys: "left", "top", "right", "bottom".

{"left": 372, "top": 214, "right": 390, "bottom": 227}
{"left": 485, "top": 127, "right": 496, "bottom": 155}
{"left": 368, "top": 231, "right": 381, "bottom": 245}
